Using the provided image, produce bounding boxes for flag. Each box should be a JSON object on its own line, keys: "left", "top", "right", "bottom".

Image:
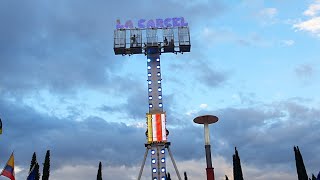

{"left": 27, "top": 164, "right": 37, "bottom": 180}
{"left": 0, "top": 152, "right": 15, "bottom": 180}
{"left": 0, "top": 118, "right": 2, "bottom": 134}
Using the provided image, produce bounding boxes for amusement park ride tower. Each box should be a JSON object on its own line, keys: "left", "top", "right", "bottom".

{"left": 113, "top": 17, "right": 191, "bottom": 180}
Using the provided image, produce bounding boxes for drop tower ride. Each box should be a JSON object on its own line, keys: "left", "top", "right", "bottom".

{"left": 113, "top": 17, "right": 191, "bottom": 180}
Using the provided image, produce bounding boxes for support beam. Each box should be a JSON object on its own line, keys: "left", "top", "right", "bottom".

{"left": 137, "top": 147, "right": 149, "bottom": 180}
{"left": 167, "top": 146, "right": 182, "bottom": 180}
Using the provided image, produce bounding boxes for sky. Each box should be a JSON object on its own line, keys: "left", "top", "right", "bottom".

{"left": 0, "top": 0, "right": 320, "bottom": 179}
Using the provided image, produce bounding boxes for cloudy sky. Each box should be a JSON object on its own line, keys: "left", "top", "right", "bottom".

{"left": 1, "top": 0, "right": 320, "bottom": 179}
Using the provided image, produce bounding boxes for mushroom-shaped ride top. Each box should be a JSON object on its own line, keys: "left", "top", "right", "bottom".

{"left": 193, "top": 115, "right": 218, "bottom": 125}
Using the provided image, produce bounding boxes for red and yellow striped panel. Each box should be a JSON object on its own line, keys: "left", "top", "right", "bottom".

{"left": 146, "top": 113, "right": 167, "bottom": 143}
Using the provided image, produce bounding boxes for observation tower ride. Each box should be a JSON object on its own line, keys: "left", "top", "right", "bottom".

{"left": 113, "top": 17, "right": 191, "bottom": 180}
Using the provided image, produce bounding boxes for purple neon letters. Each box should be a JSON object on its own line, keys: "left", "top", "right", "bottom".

{"left": 116, "top": 17, "right": 188, "bottom": 29}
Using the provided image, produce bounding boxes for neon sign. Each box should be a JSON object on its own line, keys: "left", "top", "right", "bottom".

{"left": 116, "top": 17, "right": 188, "bottom": 29}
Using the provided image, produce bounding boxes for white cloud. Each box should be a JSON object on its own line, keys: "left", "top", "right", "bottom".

{"left": 280, "top": 39, "right": 295, "bottom": 46}
{"left": 201, "top": 27, "right": 271, "bottom": 47}
{"left": 49, "top": 164, "right": 143, "bottom": 180}
{"left": 255, "top": 8, "right": 279, "bottom": 26}
{"left": 294, "top": 1, "right": 320, "bottom": 36}
{"left": 130, "top": 121, "right": 146, "bottom": 128}
{"left": 200, "top": 103, "right": 208, "bottom": 109}
{"left": 232, "top": 94, "right": 241, "bottom": 102}
{"left": 303, "top": 0, "right": 320, "bottom": 16}
{"left": 294, "top": 17, "right": 320, "bottom": 36}
{"left": 258, "top": 8, "right": 278, "bottom": 19}
{"left": 186, "top": 109, "right": 197, "bottom": 116}
{"left": 15, "top": 166, "right": 24, "bottom": 175}
{"left": 243, "top": 164, "right": 295, "bottom": 180}
{"left": 201, "top": 27, "right": 236, "bottom": 44}
{"left": 185, "top": 104, "right": 208, "bottom": 116}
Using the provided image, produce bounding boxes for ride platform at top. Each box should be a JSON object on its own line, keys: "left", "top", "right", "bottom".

{"left": 113, "top": 17, "right": 191, "bottom": 56}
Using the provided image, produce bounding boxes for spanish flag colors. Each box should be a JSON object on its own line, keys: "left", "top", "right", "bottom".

{"left": 0, "top": 153, "right": 15, "bottom": 180}
{"left": 147, "top": 113, "right": 167, "bottom": 143}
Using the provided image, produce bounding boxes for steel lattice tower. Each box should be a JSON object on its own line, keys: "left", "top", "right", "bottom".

{"left": 114, "top": 18, "right": 190, "bottom": 180}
